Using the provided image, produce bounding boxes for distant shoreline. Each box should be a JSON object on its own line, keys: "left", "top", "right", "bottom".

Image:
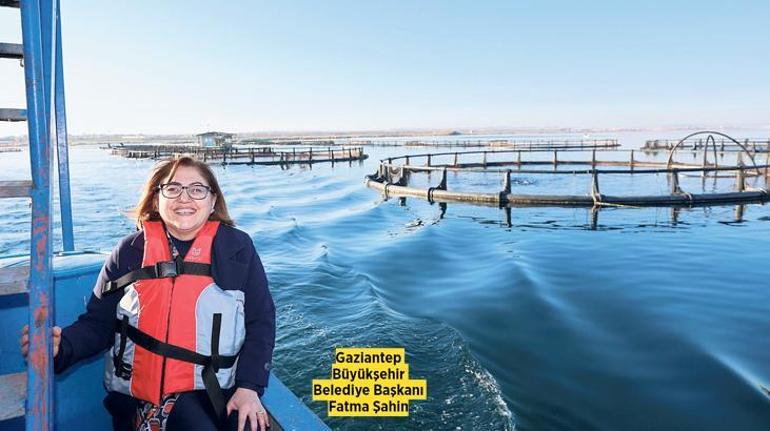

{"left": 1, "top": 125, "right": 768, "bottom": 146}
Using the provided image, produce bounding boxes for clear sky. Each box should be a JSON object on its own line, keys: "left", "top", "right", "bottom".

{"left": 1, "top": 1, "right": 768, "bottom": 135}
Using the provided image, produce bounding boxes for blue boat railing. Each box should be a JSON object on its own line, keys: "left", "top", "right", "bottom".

{"left": 53, "top": 0, "right": 74, "bottom": 253}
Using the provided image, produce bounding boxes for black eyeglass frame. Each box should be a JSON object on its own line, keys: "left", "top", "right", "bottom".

{"left": 156, "top": 182, "right": 213, "bottom": 200}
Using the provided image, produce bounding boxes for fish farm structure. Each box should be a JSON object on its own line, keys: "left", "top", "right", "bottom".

{"left": 643, "top": 136, "right": 770, "bottom": 153}
{"left": 108, "top": 144, "right": 368, "bottom": 166}
{"left": 365, "top": 132, "right": 770, "bottom": 209}
{"left": 345, "top": 137, "right": 619, "bottom": 149}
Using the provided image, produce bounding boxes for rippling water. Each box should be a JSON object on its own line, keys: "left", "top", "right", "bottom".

{"left": 2, "top": 131, "right": 770, "bottom": 430}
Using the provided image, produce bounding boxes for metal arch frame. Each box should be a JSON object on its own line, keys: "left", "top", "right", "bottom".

{"left": 666, "top": 131, "right": 760, "bottom": 174}
{"left": 704, "top": 134, "right": 719, "bottom": 170}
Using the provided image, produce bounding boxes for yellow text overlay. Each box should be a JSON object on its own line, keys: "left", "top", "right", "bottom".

{"left": 312, "top": 348, "right": 427, "bottom": 417}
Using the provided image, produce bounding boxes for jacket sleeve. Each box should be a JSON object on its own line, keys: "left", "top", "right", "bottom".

{"left": 54, "top": 234, "right": 139, "bottom": 374}
{"left": 235, "top": 241, "right": 276, "bottom": 392}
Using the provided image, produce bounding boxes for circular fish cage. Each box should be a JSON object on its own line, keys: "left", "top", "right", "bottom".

{"left": 365, "top": 132, "right": 770, "bottom": 209}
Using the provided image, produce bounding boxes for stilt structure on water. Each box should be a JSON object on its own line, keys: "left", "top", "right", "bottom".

{"left": 345, "top": 138, "right": 619, "bottom": 149}
{"left": 107, "top": 144, "right": 368, "bottom": 166}
{"left": 643, "top": 134, "right": 770, "bottom": 153}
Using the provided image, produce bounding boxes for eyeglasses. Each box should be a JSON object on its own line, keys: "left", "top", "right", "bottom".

{"left": 157, "top": 182, "right": 212, "bottom": 200}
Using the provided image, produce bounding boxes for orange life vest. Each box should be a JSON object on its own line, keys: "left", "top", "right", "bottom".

{"left": 103, "top": 220, "right": 246, "bottom": 419}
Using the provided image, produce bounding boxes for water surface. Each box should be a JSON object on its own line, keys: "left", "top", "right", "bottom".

{"left": 1, "top": 131, "right": 769, "bottom": 430}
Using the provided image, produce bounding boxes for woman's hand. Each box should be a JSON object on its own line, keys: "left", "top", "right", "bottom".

{"left": 226, "top": 387, "right": 269, "bottom": 431}
{"left": 20, "top": 325, "right": 61, "bottom": 358}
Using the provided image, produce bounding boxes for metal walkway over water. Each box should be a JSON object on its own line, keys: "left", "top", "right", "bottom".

{"left": 107, "top": 144, "right": 368, "bottom": 166}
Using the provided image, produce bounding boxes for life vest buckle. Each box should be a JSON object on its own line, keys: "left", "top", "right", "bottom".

{"left": 155, "top": 259, "right": 180, "bottom": 278}
{"left": 114, "top": 358, "right": 133, "bottom": 380}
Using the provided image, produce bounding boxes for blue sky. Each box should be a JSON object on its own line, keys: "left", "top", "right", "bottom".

{"left": 1, "top": 1, "right": 768, "bottom": 134}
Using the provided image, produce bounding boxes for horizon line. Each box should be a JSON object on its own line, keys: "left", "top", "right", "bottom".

{"left": 2, "top": 123, "right": 769, "bottom": 141}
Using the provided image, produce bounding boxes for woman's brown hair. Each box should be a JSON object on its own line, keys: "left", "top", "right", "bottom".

{"left": 130, "top": 156, "right": 234, "bottom": 229}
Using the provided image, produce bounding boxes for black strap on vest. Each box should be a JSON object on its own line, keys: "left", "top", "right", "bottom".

{"left": 112, "top": 314, "right": 236, "bottom": 423}
{"left": 101, "top": 257, "right": 211, "bottom": 296}
{"left": 202, "top": 314, "right": 226, "bottom": 423}
{"left": 113, "top": 316, "right": 132, "bottom": 379}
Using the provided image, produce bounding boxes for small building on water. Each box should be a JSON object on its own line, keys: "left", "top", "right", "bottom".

{"left": 195, "top": 131, "right": 235, "bottom": 148}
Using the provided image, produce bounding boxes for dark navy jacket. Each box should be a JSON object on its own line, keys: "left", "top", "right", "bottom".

{"left": 55, "top": 223, "right": 275, "bottom": 395}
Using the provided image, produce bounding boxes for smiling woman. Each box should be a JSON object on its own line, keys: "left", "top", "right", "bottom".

{"left": 133, "top": 157, "right": 234, "bottom": 238}
{"left": 21, "top": 156, "right": 276, "bottom": 431}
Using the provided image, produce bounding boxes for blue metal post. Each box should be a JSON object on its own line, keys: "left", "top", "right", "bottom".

{"left": 55, "top": 0, "right": 75, "bottom": 251}
{"left": 21, "top": 0, "right": 56, "bottom": 428}
{"left": 39, "top": 0, "right": 55, "bottom": 127}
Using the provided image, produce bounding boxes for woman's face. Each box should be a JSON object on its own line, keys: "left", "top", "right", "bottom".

{"left": 156, "top": 165, "right": 217, "bottom": 240}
